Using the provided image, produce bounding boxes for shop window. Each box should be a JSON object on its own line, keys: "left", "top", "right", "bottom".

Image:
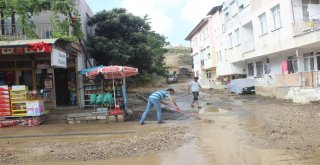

{"left": 16, "top": 61, "right": 32, "bottom": 68}
{"left": 0, "top": 71, "right": 16, "bottom": 86}
{"left": 0, "top": 61, "right": 15, "bottom": 69}
{"left": 67, "top": 58, "right": 76, "bottom": 66}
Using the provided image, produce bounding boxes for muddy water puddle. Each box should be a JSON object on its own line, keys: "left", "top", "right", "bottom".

{"left": 23, "top": 116, "right": 303, "bottom": 165}
{"left": 202, "top": 107, "right": 231, "bottom": 113}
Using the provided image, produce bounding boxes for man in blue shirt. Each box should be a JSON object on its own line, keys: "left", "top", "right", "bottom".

{"left": 140, "top": 88, "right": 180, "bottom": 125}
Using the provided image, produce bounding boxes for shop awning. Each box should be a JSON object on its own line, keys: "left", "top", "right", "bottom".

{"left": 0, "top": 38, "right": 60, "bottom": 48}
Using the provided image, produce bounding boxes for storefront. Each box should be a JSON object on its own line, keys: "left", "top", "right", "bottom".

{"left": 0, "top": 38, "right": 81, "bottom": 111}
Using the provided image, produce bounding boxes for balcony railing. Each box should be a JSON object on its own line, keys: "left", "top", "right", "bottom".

{"left": 293, "top": 20, "right": 320, "bottom": 36}
{"left": 0, "top": 24, "right": 69, "bottom": 40}
{"left": 275, "top": 71, "right": 320, "bottom": 87}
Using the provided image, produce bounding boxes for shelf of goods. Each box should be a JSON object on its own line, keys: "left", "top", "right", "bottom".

{"left": 83, "top": 78, "right": 102, "bottom": 107}
{"left": 103, "top": 79, "right": 124, "bottom": 109}
{"left": 26, "top": 100, "right": 45, "bottom": 116}
{"left": 0, "top": 86, "right": 11, "bottom": 116}
{"left": 10, "top": 86, "right": 28, "bottom": 117}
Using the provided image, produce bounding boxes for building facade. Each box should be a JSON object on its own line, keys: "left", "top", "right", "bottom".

{"left": 185, "top": 6, "right": 222, "bottom": 87}
{"left": 187, "top": 0, "right": 320, "bottom": 102}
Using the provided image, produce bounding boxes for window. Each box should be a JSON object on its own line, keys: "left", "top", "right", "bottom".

{"left": 222, "top": 24, "right": 226, "bottom": 33}
{"left": 235, "top": 29, "right": 240, "bottom": 46}
{"left": 229, "top": 1, "right": 238, "bottom": 17}
{"left": 204, "top": 27, "right": 209, "bottom": 39}
{"left": 217, "top": 51, "right": 222, "bottom": 62}
{"left": 288, "top": 56, "right": 298, "bottom": 73}
{"left": 224, "top": 12, "right": 229, "bottom": 22}
{"left": 206, "top": 71, "right": 212, "bottom": 79}
{"left": 317, "top": 52, "right": 320, "bottom": 70}
{"left": 302, "top": 0, "right": 320, "bottom": 22}
{"left": 303, "top": 52, "right": 314, "bottom": 71}
{"left": 45, "top": 31, "right": 52, "bottom": 39}
{"left": 271, "top": 5, "right": 281, "bottom": 30}
{"left": 228, "top": 33, "right": 233, "bottom": 48}
{"left": 256, "top": 61, "right": 263, "bottom": 77}
{"left": 259, "top": 13, "right": 268, "bottom": 35}
{"left": 248, "top": 63, "right": 254, "bottom": 76}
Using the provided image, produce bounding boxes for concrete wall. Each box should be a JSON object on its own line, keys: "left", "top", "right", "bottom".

{"left": 256, "top": 86, "right": 320, "bottom": 103}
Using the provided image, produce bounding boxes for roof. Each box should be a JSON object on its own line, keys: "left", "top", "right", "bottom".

{"left": 0, "top": 38, "right": 60, "bottom": 48}
{"left": 185, "top": 5, "right": 223, "bottom": 41}
{"left": 206, "top": 5, "right": 223, "bottom": 16}
{"left": 185, "top": 17, "right": 210, "bottom": 40}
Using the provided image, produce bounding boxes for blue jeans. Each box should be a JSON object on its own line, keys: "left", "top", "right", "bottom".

{"left": 140, "top": 97, "right": 162, "bottom": 123}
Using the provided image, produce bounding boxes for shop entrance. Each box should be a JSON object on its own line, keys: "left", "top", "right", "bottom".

{"left": 18, "top": 70, "right": 33, "bottom": 90}
{"left": 54, "top": 68, "right": 77, "bottom": 106}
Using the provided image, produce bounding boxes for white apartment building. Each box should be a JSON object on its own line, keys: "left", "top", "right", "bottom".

{"left": 185, "top": 6, "right": 222, "bottom": 87}
{"left": 187, "top": 0, "right": 320, "bottom": 102}
{"left": 216, "top": 0, "right": 251, "bottom": 84}
{"left": 217, "top": 0, "right": 320, "bottom": 88}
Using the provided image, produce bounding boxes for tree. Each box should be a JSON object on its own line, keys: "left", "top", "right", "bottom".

{"left": 86, "top": 8, "right": 168, "bottom": 75}
{"left": 0, "top": 0, "right": 83, "bottom": 41}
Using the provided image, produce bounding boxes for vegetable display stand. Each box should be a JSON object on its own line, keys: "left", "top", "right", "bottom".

{"left": 10, "top": 86, "right": 28, "bottom": 117}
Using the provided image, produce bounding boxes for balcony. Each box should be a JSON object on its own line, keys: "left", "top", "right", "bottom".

{"left": 242, "top": 40, "right": 255, "bottom": 53}
{"left": 0, "top": 23, "right": 69, "bottom": 40}
{"left": 275, "top": 71, "right": 320, "bottom": 87}
{"left": 293, "top": 20, "right": 320, "bottom": 36}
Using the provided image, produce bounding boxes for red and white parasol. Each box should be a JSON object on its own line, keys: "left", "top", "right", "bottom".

{"left": 84, "top": 65, "right": 138, "bottom": 115}
{"left": 85, "top": 65, "right": 138, "bottom": 79}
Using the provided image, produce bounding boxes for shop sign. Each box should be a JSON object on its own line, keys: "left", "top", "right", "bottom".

{"left": 44, "top": 79, "right": 53, "bottom": 89}
{"left": 51, "top": 48, "right": 67, "bottom": 68}
{"left": 1, "top": 48, "right": 14, "bottom": 55}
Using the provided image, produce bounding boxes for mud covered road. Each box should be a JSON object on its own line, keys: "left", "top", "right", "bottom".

{"left": 0, "top": 81, "right": 320, "bottom": 165}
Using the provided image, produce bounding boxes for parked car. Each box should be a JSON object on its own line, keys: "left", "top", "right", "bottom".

{"left": 242, "top": 86, "right": 255, "bottom": 94}
{"left": 167, "top": 74, "right": 178, "bottom": 84}
{"left": 227, "top": 78, "right": 256, "bottom": 94}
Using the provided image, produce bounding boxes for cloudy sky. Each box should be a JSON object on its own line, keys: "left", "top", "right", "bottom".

{"left": 85, "top": 0, "right": 223, "bottom": 47}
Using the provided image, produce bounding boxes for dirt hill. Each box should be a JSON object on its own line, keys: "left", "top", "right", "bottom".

{"left": 164, "top": 46, "right": 192, "bottom": 74}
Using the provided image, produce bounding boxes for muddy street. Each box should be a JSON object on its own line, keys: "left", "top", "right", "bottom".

{"left": 0, "top": 81, "right": 320, "bottom": 165}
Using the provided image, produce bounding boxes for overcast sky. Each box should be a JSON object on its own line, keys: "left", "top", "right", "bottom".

{"left": 85, "top": 0, "right": 223, "bottom": 47}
